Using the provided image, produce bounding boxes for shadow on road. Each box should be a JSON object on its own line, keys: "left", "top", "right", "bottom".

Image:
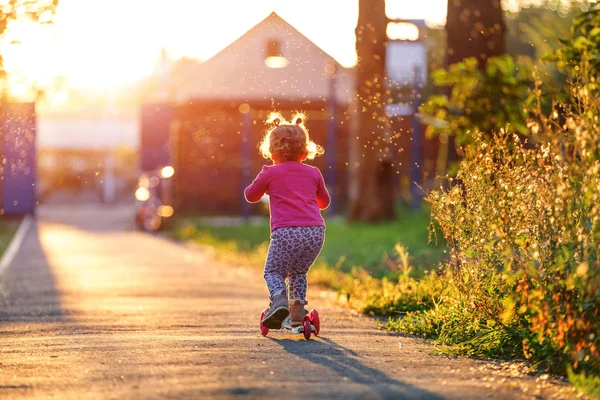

{"left": 0, "top": 222, "right": 65, "bottom": 323}
{"left": 272, "top": 336, "right": 444, "bottom": 399}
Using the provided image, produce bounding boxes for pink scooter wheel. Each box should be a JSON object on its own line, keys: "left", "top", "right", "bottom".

{"left": 260, "top": 309, "right": 269, "bottom": 337}
{"left": 309, "top": 309, "right": 320, "bottom": 336}
{"left": 302, "top": 316, "right": 312, "bottom": 340}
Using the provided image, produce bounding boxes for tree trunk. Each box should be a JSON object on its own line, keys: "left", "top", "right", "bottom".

{"left": 445, "top": 0, "right": 506, "bottom": 169}
{"left": 446, "top": 0, "right": 506, "bottom": 67}
{"left": 348, "top": 0, "right": 395, "bottom": 222}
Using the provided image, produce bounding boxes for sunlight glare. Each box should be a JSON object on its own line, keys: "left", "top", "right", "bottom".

{"left": 4, "top": 0, "right": 448, "bottom": 91}
{"left": 9, "top": 82, "right": 28, "bottom": 99}
{"left": 51, "top": 91, "right": 68, "bottom": 106}
{"left": 387, "top": 22, "right": 420, "bottom": 41}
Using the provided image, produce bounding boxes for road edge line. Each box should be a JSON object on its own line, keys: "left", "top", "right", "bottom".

{"left": 0, "top": 214, "right": 33, "bottom": 276}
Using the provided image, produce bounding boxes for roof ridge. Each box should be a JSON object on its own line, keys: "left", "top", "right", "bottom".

{"left": 200, "top": 11, "right": 345, "bottom": 69}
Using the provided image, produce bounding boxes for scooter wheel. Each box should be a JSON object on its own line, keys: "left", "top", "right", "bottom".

{"left": 309, "top": 309, "right": 320, "bottom": 336}
{"left": 260, "top": 309, "right": 269, "bottom": 337}
{"left": 302, "top": 316, "right": 312, "bottom": 340}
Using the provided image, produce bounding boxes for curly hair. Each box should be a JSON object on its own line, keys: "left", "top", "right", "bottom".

{"left": 259, "top": 112, "right": 324, "bottom": 162}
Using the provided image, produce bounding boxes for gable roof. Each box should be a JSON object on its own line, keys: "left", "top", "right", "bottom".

{"left": 170, "top": 12, "right": 355, "bottom": 104}
{"left": 208, "top": 12, "right": 346, "bottom": 70}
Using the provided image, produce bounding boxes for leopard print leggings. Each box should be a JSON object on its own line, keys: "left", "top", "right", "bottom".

{"left": 264, "top": 226, "right": 325, "bottom": 303}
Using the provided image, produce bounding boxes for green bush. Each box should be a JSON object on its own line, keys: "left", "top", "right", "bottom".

{"left": 388, "top": 5, "right": 600, "bottom": 384}
{"left": 413, "top": 128, "right": 598, "bottom": 373}
{"left": 418, "top": 54, "right": 534, "bottom": 146}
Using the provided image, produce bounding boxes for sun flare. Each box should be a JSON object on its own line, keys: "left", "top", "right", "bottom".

{"left": 0, "top": 0, "right": 448, "bottom": 96}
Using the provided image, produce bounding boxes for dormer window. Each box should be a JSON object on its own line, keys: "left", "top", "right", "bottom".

{"left": 265, "top": 39, "right": 288, "bottom": 68}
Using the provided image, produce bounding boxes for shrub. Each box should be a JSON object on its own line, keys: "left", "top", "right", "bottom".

{"left": 391, "top": 86, "right": 599, "bottom": 378}
{"left": 389, "top": 5, "right": 600, "bottom": 381}
{"left": 418, "top": 54, "right": 534, "bottom": 146}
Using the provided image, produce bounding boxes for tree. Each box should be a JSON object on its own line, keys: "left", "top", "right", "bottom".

{"left": 443, "top": 0, "right": 506, "bottom": 166}
{"left": 446, "top": 0, "right": 506, "bottom": 67}
{"left": 348, "top": 0, "right": 395, "bottom": 222}
{"left": 0, "top": 0, "right": 60, "bottom": 97}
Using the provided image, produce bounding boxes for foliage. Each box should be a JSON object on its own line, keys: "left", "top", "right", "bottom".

{"left": 420, "top": 1, "right": 590, "bottom": 139}
{"left": 380, "top": 7, "right": 600, "bottom": 384}
{"left": 419, "top": 55, "right": 534, "bottom": 146}
{"left": 0, "top": 0, "right": 59, "bottom": 96}
{"left": 568, "top": 368, "right": 600, "bottom": 399}
{"left": 551, "top": 5, "right": 600, "bottom": 91}
{"left": 389, "top": 117, "right": 599, "bottom": 373}
{"left": 506, "top": 0, "right": 590, "bottom": 60}
{"left": 505, "top": 0, "right": 589, "bottom": 98}
{"left": 389, "top": 6, "right": 600, "bottom": 379}
{"left": 0, "top": 0, "right": 58, "bottom": 36}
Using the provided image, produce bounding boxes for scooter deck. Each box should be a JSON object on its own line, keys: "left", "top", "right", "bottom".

{"left": 260, "top": 308, "right": 320, "bottom": 339}
{"left": 281, "top": 316, "right": 317, "bottom": 334}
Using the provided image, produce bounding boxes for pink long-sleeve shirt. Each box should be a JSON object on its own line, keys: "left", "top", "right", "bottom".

{"left": 244, "top": 162, "right": 331, "bottom": 232}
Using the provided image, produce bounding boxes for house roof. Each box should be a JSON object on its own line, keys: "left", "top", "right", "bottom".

{"left": 169, "top": 12, "right": 355, "bottom": 105}
{"left": 209, "top": 12, "right": 347, "bottom": 71}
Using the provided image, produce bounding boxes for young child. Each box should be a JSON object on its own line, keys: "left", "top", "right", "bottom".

{"left": 244, "top": 113, "right": 330, "bottom": 329}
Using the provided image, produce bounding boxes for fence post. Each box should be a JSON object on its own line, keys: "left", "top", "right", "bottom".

{"left": 241, "top": 107, "right": 252, "bottom": 219}
{"left": 326, "top": 63, "right": 337, "bottom": 215}
{"left": 410, "top": 67, "right": 423, "bottom": 210}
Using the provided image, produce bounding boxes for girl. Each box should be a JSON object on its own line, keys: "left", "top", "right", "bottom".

{"left": 244, "top": 113, "right": 330, "bottom": 329}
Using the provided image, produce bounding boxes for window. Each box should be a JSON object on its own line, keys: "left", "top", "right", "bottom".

{"left": 265, "top": 39, "right": 288, "bottom": 68}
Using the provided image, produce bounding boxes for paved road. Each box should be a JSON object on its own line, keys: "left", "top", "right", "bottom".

{"left": 0, "top": 206, "right": 576, "bottom": 399}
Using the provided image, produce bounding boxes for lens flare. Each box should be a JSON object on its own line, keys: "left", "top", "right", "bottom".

{"left": 157, "top": 205, "right": 174, "bottom": 218}
{"left": 135, "top": 187, "right": 150, "bottom": 202}
{"left": 160, "top": 165, "right": 175, "bottom": 179}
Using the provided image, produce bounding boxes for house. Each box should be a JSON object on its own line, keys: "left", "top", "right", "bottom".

{"left": 141, "top": 12, "right": 355, "bottom": 215}
{"left": 140, "top": 12, "right": 444, "bottom": 215}
{"left": 165, "top": 13, "right": 355, "bottom": 105}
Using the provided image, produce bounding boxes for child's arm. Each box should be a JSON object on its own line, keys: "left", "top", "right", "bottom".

{"left": 244, "top": 166, "right": 269, "bottom": 203}
{"left": 316, "top": 169, "right": 331, "bottom": 210}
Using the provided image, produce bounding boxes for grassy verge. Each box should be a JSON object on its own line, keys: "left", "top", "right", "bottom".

{"left": 172, "top": 206, "right": 446, "bottom": 313}
{"left": 0, "top": 219, "right": 18, "bottom": 259}
{"left": 175, "top": 206, "right": 442, "bottom": 274}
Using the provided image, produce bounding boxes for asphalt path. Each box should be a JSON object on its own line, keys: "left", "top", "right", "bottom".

{"left": 0, "top": 205, "right": 576, "bottom": 399}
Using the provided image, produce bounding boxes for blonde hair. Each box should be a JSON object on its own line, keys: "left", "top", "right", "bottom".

{"left": 259, "top": 112, "right": 324, "bottom": 162}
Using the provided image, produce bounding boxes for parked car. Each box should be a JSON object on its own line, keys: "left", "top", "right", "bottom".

{"left": 134, "top": 165, "right": 175, "bottom": 232}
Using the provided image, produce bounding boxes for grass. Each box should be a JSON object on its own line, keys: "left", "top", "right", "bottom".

{"left": 568, "top": 369, "right": 600, "bottom": 399}
{"left": 172, "top": 206, "right": 446, "bottom": 315}
{"left": 0, "top": 219, "right": 18, "bottom": 259}
{"left": 173, "top": 206, "right": 444, "bottom": 280}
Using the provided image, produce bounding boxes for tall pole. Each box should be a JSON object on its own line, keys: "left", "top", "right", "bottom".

{"left": 325, "top": 63, "right": 337, "bottom": 215}
{"left": 241, "top": 107, "right": 252, "bottom": 219}
{"left": 410, "top": 66, "right": 423, "bottom": 210}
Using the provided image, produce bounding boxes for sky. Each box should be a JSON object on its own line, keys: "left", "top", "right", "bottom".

{"left": 2, "top": 0, "right": 449, "bottom": 90}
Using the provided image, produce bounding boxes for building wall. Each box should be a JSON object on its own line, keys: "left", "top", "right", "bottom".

{"left": 171, "top": 101, "right": 349, "bottom": 215}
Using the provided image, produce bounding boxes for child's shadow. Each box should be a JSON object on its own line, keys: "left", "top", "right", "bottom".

{"left": 270, "top": 336, "right": 443, "bottom": 399}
